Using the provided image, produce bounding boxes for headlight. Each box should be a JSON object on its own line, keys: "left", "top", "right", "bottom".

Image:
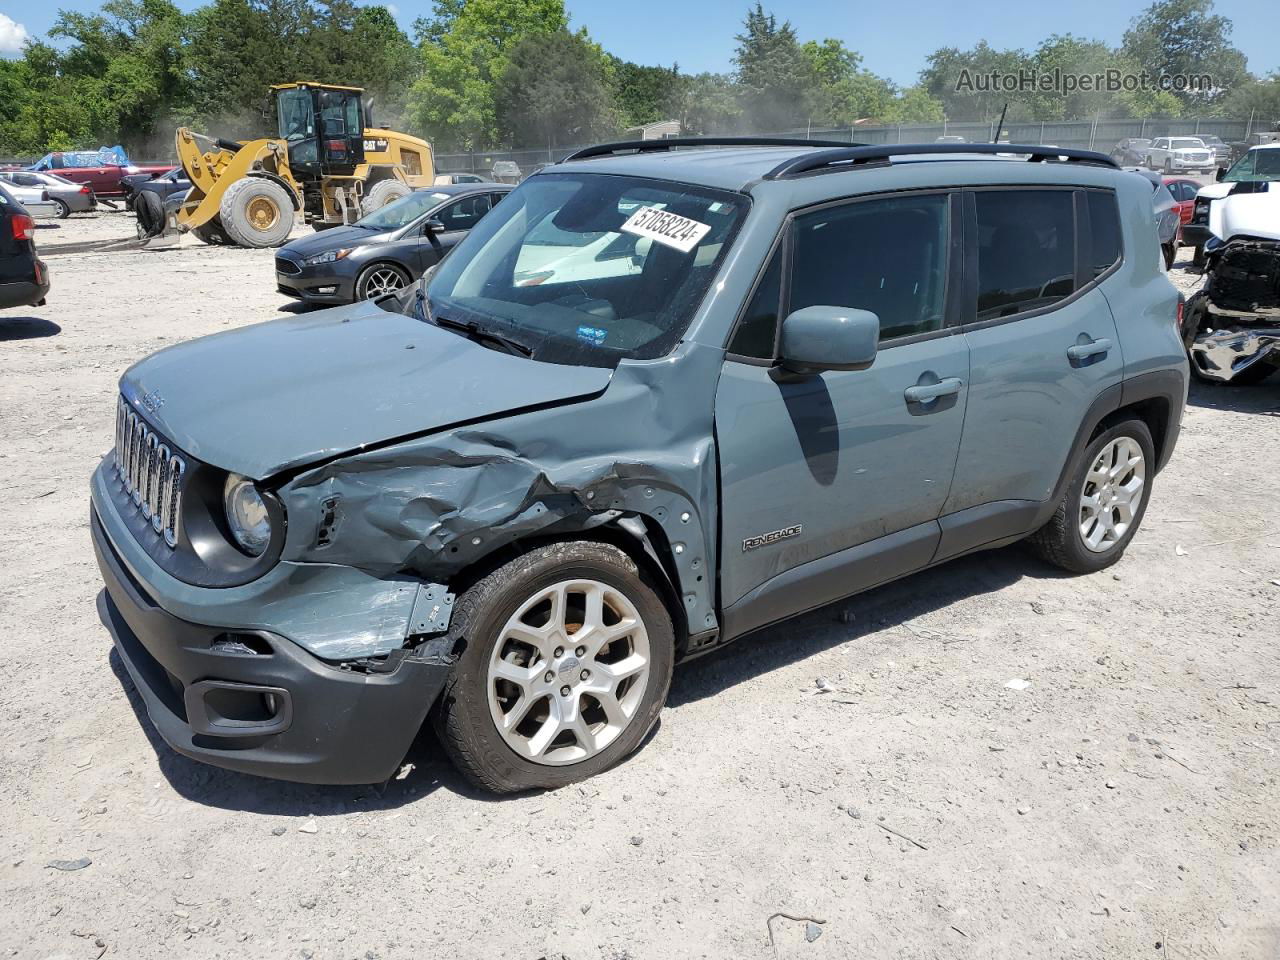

{"left": 223, "top": 473, "right": 271, "bottom": 556}
{"left": 303, "top": 248, "right": 355, "bottom": 266}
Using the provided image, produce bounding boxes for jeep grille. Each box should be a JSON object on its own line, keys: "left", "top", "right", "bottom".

{"left": 114, "top": 396, "right": 185, "bottom": 548}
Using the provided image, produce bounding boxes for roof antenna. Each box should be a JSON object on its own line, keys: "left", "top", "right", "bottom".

{"left": 992, "top": 103, "right": 1008, "bottom": 144}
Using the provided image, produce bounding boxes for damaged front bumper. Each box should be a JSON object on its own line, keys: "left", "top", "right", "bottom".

{"left": 1189, "top": 239, "right": 1280, "bottom": 383}
{"left": 1189, "top": 324, "right": 1280, "bottom": 382}
{"left": 90, "top": 460, "right": 450, "bottom": 784}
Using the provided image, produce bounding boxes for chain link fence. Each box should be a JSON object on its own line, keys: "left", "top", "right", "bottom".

{"left": 435, "top": 117, "right": 1264, "bottom": 177}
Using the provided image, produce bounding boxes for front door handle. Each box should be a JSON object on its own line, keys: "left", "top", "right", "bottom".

{"left": 904, "top": 377, "right": 963, "bottom": 404}
{"left": 1067, "top": 337, "right": 1112, "bottom": 362}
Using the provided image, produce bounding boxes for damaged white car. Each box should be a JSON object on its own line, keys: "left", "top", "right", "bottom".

{"left": 1181, "top": 148, "right": 1280, "bottom": 384}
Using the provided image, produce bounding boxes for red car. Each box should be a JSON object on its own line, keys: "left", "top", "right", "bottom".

{"left": 27, "top": 152, "right": 171, "bottom": 198}
{"left": 1162, "top": 177, "right": 1202, "bottom": 242}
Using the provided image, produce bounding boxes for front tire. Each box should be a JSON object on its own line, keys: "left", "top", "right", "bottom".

{"left": 218, "top": 177, "right": 294, "bottom": 248}
{"left": 435, "top": 541, "right": 674, "bottom": 794}
{"left": 354, "top": 262, "right": 410, "bottom": 300}
{"left": 1029, "top": 419, "right": 1155, "bottom": 574}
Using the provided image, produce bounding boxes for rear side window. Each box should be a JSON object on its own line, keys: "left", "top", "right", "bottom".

{"left": 728, "top": 244, "right": 782, "bottom": 358}
{"left": 974, "top": 190, "right": 1076, "bottom": 320}
{"left": 437, "top": 194, "right": 492, "bottom": 231}
{"left": 790, "top": 193, "right": 950, "bottom": 340}
{"left": 1085, "top": 190, "right": 1122, "bottom": 279}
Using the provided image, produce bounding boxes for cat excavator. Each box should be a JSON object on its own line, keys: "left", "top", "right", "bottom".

{"left": 140, "top": 82, "right": 435, "bottom": 248}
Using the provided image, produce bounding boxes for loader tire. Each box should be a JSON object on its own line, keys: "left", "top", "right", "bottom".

{"left": 219, "top": 177, "right": 294, "bottom": 248}
{"left": 134, "top": 190, "right": 165, "bottom": 238}
{"left": 191, "top": 218, "right": 233, "bottom": 246}
{"left": 361, "top": 179, "right": 411, "bottom": 216}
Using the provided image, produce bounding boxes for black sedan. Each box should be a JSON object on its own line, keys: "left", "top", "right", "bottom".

{"left": 122, "top": 167, "right": 192, "bottom": 209}
{"left": 275, "top": 183, "right": 513, "bottom": 304}
{"left": 0, "top": 183, "right": 50, "bottom": 310}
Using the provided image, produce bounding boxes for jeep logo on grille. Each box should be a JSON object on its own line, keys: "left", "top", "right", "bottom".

{"left": 139, "top": 389, "right": 165, "bottom": 414}
{"left": 743, "top": 524, "right": 802, "bottom": 552}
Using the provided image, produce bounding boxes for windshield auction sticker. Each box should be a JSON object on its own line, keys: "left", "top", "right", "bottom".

{"left": 620, "top": 206, "right": 711, "bottom": 253}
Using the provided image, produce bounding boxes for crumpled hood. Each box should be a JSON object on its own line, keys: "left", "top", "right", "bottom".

{"left": 121, "top": 303, "right": 613, "bottom": 479}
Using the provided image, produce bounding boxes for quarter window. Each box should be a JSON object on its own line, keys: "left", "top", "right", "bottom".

{"left": 790, "top": 193, "right": 950, "bottom": 341}
{"left": 1085, "top": 190, "right": 1122, "bottom": 279}
{"left": 974, "top": 190, "right": 1076, "bottom": 320}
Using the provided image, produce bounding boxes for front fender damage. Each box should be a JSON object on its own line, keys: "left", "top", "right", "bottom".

{"left": 278, "top": 342, "right": 725, "bottom": 659}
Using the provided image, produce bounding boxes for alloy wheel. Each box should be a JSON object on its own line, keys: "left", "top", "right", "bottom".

{"left": 487, "top": 579, "right": 651, "bottom": 766}
{"left": 1078, "top": 436, "right": 1146, "bottom": 553}
{"left": 362, "top": 267, "right": 406, "bottom": 298}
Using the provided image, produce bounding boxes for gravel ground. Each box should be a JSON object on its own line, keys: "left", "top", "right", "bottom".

{"left": 2, "top": 210, "right": 1278, "bottom": 960}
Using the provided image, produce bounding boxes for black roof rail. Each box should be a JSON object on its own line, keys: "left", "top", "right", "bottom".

{"left": 764, "top": 142, "right": 1120, "bottom": 179}
{"left": 561, "top": 136, "right": 863, "bottom": 163}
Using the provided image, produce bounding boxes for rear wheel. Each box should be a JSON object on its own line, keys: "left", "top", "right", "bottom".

{"left": 51, "top": 198, "right": 70, "bottom": 219}
{"left": 218, "top": 177, "right": 294, "bottom": 248}
{"left": 435, "top": 541, "right": 674, "bottom": 794}
{"left": 1028, "top": 419, "right": 1155, "bottom": 574}
{"left": 354, "top": 262, "right": 410, "bottom": 300}
{"left": 191, "top": 217, "right": 234, "bottom": 246}
{"left": 361, "top": 179, "right": 411, "bottom": 216}
{"left": 1162, "top": 242, "right": 1175, "bottom": 270}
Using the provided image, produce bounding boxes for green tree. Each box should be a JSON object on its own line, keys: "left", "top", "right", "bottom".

{"left": 669, "top": 72, "right": 742, "bottom": 135}
{"left": 407, "top": 0, "right": 568, "bottom": 149}
{"left": 1220, "top": 73, "right": 1280, "bottom": 126}
{"left": 882, "top": 85, "right": 946, "bottom": 123}
{"left": 1027, "top": 34, "right": 1119, "bottom": 120}
{"left": 732, "top": 4, "right": 815, "bottom": 131}
{"left": 495, "top": 28, "right": 617, "bottom": 147}
{"left": 608, "top": 57, "right": 682, "bottom": 128}
{"left": 1122, "top": 0, "right": 1249, "bottom": 109}
{"left": 44, "top": 0, "right": 191, "bottom": 152}
{"left": 920, "top": 41, "right": 1034, "bottom": 122}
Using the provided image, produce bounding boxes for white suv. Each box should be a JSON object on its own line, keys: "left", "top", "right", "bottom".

{"left": 1147, "top": 137, "right": 1216, "bottom": 174}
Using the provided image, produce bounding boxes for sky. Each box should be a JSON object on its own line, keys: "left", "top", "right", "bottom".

{"left": 2, "top": 0, "right": 1278, "bottom": 84}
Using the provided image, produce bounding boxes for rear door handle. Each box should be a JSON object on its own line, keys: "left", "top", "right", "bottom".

{"left": 904, "top": 377, "right": 963, "bottom": 404}
{"left": 1067, "top": 337, "right": 1112, "bottom": 362}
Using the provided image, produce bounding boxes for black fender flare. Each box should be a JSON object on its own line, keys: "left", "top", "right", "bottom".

{"left": 1035, "top": 370, "right": 1186, "bottom": 530}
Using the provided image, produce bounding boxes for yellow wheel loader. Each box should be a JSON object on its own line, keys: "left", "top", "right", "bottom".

{"left": 168, "top": 83, "right": 435, "bottom": 249}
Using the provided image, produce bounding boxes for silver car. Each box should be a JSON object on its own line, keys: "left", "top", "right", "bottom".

{"left": 0, "top": 170, "right": 97, "bottom": 218}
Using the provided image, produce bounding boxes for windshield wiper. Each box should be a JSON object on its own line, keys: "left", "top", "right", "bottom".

{"left": 432, "top": 312, "right": 534, "bottom": 358}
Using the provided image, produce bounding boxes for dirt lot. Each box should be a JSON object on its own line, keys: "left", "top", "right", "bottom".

{"left": 2, "top": 209, "right": 1278, "bottom": 960}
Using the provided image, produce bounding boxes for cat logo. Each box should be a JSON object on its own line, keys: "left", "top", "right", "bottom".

{"left": 743, "top": 524, "right": 802, "bottom": 552}
{"left": 363, "top": 138, "right": 389, "bottom": 153}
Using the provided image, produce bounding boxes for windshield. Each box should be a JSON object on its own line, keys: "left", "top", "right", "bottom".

{"left": 424, "top": 173, "right": 746, "bottom": 367}
{"left": 357, "top": 191, "right": 452, "bottom": 230}
{"left": 1223, "top": 149, "right": 1280, "bottom": 183}
{"left": 1170, "top": 138, "right": 1205, "bottom": 150}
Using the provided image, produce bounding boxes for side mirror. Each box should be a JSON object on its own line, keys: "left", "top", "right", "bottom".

{"left": 778, "top": 306, "right": 879, "bottom": 374}
{"left": 424, "top": 218, "right": 445, "bottom": 234}
{"left": 1215, "top": 167, "right": 1225, "bottom": 182}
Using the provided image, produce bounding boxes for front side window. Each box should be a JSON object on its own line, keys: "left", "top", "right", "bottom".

{"left": 790, "top": 193, "right": 950, "bottom": 341}
{"left": 426, "top": 173, "right": 746, "bottom": 366}
{"left": 975, "top": 190, "right": 1076, "bottom": 320}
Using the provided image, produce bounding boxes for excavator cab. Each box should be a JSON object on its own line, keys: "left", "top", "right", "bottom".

{"left": 274, "top": 83, "right": 366, "bottom": 177}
